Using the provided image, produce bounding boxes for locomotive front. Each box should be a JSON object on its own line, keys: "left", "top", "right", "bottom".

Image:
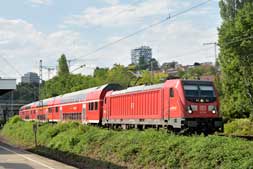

{"left": 181, "top": 80, "right": 223, "bottom": 133}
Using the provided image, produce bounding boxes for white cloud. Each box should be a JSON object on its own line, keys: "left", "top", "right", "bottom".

{"left": 63, "top": 0, "right": 177, "bottom": 28}
{"left": 28, "top": 0, "right": 51, "bottom": 6}
{"left": 86, "top": 20, "right": 218, "bottom": 67}
{"left": 0, "top": 18, "right": 92, "bottom": 80}
{"left": 0, "top": 1, "right": 220, "bottom": 80}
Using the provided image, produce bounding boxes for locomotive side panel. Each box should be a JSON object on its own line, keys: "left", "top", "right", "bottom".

{"left": 108, "top": 89, "right": 163, "bottom": 121}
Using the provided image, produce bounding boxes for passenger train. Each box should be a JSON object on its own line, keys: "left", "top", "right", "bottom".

{"left": 19, "top": 79, "right": 223, "bottom": 134}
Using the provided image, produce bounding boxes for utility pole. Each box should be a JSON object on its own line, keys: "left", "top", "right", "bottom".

{"left": 150, "top": 60, "right": 154, "bottom": 84}
{"left": 33, "top": 59, "right": 43, "bottom": 147}
{"left": 39, "top": 60, "right": 42, "bottom": 101}
{"left": 42, "top": 66, "right": 55, "bottom": 80}
{"left": 203, "top": 42, "right": 218, "bottom": 66}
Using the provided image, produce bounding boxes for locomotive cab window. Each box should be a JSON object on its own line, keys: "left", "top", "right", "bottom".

{"left": 199, "top": 86, "right": 215, "bottom": 97}
{"left": 170, "top": 88, "right": 174, "bottom": 97}
{"left": 184, "top": 85, "right": 198, "bottom": 97}
{"left": 55, "top": 107, "right": 59, "bottom": 113}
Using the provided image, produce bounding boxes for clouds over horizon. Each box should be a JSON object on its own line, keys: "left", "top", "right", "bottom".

{"left": 0, "top": 0, "right": 220, "bottom": 81}
{"left": 63, "top": 0, "right": 177, "bottom": 28}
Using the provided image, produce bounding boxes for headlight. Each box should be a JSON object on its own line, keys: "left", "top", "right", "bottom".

{"left": 187, "top": 106, "right": 193, "bottom": 114}
{"left": 212, "top": 109, "right": 216, "bottom": 114}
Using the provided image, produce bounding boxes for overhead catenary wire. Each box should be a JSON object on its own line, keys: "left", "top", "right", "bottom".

{"left": 72, "top": 0, "right": 212, "bottom": 72}
{"left": 0, "top": 69, "right": 9, "bottom": 77}
{"left": 173, "top": 46, "right": 214, "bottom": 59}
{"left": 0, "top": 55, "right": 22, "bottom": 76}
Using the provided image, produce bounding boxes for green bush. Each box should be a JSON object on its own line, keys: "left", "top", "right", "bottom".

{"left": 1, "top": 116, "right": 253, "bottom": 169}
{"left": 224, "top": 118, "right": 253, "bottom": 136}
{"left": 8, "top": 115, "right": 22, "bottom": 124}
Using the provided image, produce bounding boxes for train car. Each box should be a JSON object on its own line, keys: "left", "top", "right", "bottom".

{"left": 19, "top": 80, "right": 223, "bottom": 134}
{"left": 19, "top": 84, "right": 122, "bottom": 124}
{"left": 103, "top": 79, "right": 223, "bottom": 134}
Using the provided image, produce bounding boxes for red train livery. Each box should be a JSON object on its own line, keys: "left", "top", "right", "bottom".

{"left": 19, "top": 79, "right": 223, "bottom": 133}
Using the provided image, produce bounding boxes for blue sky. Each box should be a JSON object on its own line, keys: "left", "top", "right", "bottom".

{"left": 0, "top": 0, "right": 221, "bottom": 80}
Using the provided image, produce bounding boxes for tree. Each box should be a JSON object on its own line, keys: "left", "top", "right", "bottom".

{"left": 179, "top": 64, "right": 216, "bottom": 80}
{"left": 149, "top": 58, "right": 160, "bottom": 71}
{"left": 107, "top": 64, "right": 134, "bottom": 88}
{"left": 0, "top": 83, "right": 39, "bottom": 104}
{"left": 58, "top": 54, "right": 69, "bottom": 76}
{"left": 161, "top": 61, "right": 178, "bottom": 71}
{"left": 218, "top": 1, "right": 253, "bottom": 118}
{"left": 93, "top": 67, "right": 109, "bottom": 85}
{"left": 138, "top": 56, "right": 149, "bottom": 70}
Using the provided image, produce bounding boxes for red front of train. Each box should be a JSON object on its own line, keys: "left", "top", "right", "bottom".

{"left": 103, "top": 79, "right": 223, "bottom": 133}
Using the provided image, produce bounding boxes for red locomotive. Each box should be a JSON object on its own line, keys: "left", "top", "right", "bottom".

{"left": 19, "top": 80, "right": 223, "bottom": 134}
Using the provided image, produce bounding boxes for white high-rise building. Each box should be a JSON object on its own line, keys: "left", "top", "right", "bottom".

{"left": 131, "top": 46, "right": 152, "bottom": 65}
{"left": 21, "top": 72, "right": 40, "bottom": 84}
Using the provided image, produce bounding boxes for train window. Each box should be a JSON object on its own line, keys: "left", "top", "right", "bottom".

{"left": 89, "top": 103, "right": 94, "bottom": 110}
{"left": 170, "top": 88, "right": 174, "bottom": 97}
{"left": 55, "top": 107, "right": 59, "bottom": 112}
{"left": 91, "top": 103, "right": 94, "bottom": 110}
{"left": 199, "top": 86, "right": 215, "bottom": 97}
{"left": 184, "top": 85, "right": 199, "bottom": 97}
{"left": 95, "top": 102, "right": 98, "bottom": 110}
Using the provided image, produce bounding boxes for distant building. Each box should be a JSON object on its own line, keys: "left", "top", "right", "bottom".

{"left": 21, "top": 72, "right": 40, "bottom": 84}
{"left": 131, "top": 46, "right": 152, "bottom": 65}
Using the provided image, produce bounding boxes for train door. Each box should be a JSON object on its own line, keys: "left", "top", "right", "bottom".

{"left": 60, "top": 106, "right": 63, "bottom": 121}
{"left": 169, "top": 87, "right": 176, "bottom": 118}
{"left": 82, "top": 104, "right": 86, "bottom": 124}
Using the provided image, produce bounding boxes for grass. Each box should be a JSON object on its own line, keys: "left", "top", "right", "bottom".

{"left": 224, "top": 118, "right": 253, "bottom": 136}
{"left": 1, "top": 116, "right": 253, "bottom": 169}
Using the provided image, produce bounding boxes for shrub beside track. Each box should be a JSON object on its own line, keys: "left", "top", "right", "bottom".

{"left": 1, "top": 116, "right": 253, "bottom": 169}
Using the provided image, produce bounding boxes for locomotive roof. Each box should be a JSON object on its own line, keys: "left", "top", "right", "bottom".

{"left": 111, "top": 83, "right": 164, "bottom": 96}
{"left": 182, "top": 80, "right": 213, "bottom": 85}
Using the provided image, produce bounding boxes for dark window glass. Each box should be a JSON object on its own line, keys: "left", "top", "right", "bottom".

{"left": 170, "top": 88, "right": 174, "bottom": 97}
{"left": 184, "top": 85, "right": 215, "bottom": 98}
{"left": 184, "top": 85, "right": 199, "bottom": 97}
{"left": 88, "top": 103, "right": 91, "bottom": 110}
{"left": 91, "top": 103, "right": 94, "bottom": 110}
{"left": 95, "top": 102, "right": 98, "bottom": 110}
{"left": 55, "top": 107, "right": 59, "bottom": 112}
{"left": 199, "top": 86, "right": 215, "bottom": 97}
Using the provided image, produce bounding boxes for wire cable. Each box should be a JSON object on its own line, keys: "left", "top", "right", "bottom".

{"left": 73, "top": 0, "right": 212, "bottom": 72}
{"left": 0, "top": 69, "right": 9, "bottom": 77}
{"left": 0, "top": 55, "right": 22, "bottom": 76}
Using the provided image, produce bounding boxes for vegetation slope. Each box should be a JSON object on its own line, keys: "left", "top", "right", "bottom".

{"left": 1, "top": 116, "right": 253, "bottom": 169}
